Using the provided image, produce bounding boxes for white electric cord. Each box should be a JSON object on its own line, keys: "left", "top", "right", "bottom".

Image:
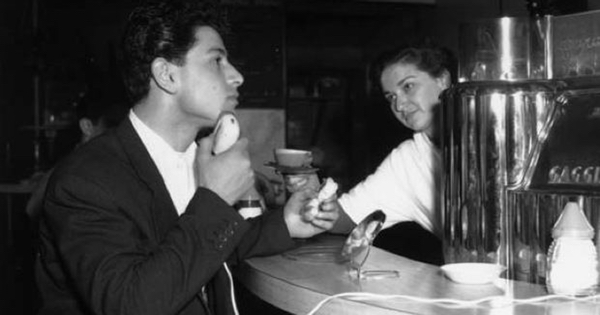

{"left": 306, "top": 292, "right": 600, "bottom": 315}
{"left": 223, "top": 263, "right": 239, "bottom": 315}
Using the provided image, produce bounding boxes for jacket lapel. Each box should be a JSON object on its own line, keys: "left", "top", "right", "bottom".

{"left": 115, "top": 119, "right": 179, "bottom": 238}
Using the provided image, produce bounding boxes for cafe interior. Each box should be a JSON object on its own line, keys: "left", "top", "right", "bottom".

{"left": 3, "top": 0, "right": 600, "bottom": 314}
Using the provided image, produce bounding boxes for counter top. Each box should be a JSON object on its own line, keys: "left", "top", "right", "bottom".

{"left": 236, "top": 234, "right": 600, "bottom": 315}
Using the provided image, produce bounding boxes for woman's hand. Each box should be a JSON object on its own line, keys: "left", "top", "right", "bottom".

{"left": 283, "top": 188, "right": 340, "bottom": 238}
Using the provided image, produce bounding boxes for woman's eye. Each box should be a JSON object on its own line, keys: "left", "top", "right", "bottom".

{"left": 384, "top": 93, "right": 396, "bottom": 104}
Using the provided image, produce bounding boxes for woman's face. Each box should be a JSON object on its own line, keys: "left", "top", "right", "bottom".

{"left": 380, "top": 62, "right": 449, "bottom": 137}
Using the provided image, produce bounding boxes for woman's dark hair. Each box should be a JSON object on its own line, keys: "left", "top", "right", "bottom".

{"left": 121, "top": 0, "right": 228, "bottom": 104}
{"left": 373, "top": 43, "right": 458, "bottom": 87}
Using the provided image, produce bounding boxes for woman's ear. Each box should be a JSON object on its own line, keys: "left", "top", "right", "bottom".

{"left": 150, "top": 57, "right": 178, "bottom": 94}
{"left": 437, "top": 70, "right": 451, "bottom": 90}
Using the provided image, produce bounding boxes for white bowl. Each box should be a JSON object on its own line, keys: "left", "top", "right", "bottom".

{"left": 441, "top": 263, "right": 506, "bottom": 285}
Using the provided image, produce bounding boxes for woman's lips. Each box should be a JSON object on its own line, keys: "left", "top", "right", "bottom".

{"left": 401, "top": 109, "right": 417, "bottom": 122}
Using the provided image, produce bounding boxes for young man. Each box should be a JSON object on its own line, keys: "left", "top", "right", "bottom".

{"left": 35, "top": 1, "right": 338, "bottom": 314}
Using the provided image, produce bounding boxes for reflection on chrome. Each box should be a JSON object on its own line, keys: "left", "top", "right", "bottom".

{"left": 441, "top": 81, "right": 560, "bottom": 277}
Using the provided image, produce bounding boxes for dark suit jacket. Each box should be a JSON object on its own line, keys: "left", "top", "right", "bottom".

{"left": 35, "top": 119, "right": 296, "bottom": 315}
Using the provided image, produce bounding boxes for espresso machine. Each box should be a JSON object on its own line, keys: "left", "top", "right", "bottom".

{"left": 441, "top": 10, "right": 600, "bottom": 286}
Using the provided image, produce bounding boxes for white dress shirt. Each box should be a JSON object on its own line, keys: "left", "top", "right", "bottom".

{"left": 129, "top": 110, "right": 197, "bottom": 215}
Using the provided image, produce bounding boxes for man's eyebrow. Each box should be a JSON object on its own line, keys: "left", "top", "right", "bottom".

{"left": 208, "top": 47, "right": 228, "bottom": 56}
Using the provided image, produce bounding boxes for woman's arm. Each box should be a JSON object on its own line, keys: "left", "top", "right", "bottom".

{"left": 326, "top": 200, "right": 356, "bottom": 234}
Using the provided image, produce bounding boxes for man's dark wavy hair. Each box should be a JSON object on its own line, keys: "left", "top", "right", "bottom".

{"left": 372, "top": 42, "right": 458, "bottom": 90}
{"left": 121, "top": 0, "right": 228, "bottom": 104}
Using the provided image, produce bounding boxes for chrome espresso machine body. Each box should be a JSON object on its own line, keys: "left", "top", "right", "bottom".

{"left": 441, "top": 11, "right": 600, "bottom": 286}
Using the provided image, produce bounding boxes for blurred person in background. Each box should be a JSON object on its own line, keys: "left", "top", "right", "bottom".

{"left": 25, "top": 85, "right": 129, "bottom": 220}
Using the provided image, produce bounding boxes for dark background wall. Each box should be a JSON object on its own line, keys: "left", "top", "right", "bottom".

{"left": 0, "top": 0, "right": 592, "bottom": 314}
{"left": 0, "top": 0, "right": 590, "bottom": 185}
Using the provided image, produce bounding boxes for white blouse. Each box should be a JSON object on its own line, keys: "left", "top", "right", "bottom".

{"left": 338, "top": 132, "right": 441, "bottom": 237}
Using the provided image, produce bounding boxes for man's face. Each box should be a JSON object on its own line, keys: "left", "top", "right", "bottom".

{"left": 174, "top": 26, "right": 244, "bottom": 123}
{"left": 380, "top": 62, "right": 448, "bottom": 137}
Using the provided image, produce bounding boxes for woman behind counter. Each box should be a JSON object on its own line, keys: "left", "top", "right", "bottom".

{"left": 328, "top": 43, "right": 457, "bottom": 265}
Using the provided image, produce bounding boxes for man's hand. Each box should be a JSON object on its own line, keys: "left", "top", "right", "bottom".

{"left": 283, "top": 188, "right": 340, "bottom": 238}
{"left": 195, "top": 136, "right": 254, "bottom": 205}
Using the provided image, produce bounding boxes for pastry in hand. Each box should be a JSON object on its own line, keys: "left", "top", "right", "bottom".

{"left": 302, "top": 177, "right": 338, "bottom": 222}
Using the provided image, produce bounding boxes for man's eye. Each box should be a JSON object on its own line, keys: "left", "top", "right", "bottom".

{"left": 403, "top": 83, "right": 414, "bottom": 92}
{"left": 214, "top": 56, "right": 223, "bottom": 66}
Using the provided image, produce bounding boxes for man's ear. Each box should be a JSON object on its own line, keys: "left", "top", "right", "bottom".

{"left": 79, "top": 118, "right": 94, "bottom": 138}
{"left": 150, "top": 57, "right": 178, "bottom": 94}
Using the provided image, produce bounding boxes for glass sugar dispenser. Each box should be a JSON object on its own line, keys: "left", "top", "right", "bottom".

{"left": 546, "top": 201, "right": 599, "bottom": 296}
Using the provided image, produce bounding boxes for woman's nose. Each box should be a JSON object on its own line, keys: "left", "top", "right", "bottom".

{"left": 392, "top": 94, "right": 408, "bottom": 112}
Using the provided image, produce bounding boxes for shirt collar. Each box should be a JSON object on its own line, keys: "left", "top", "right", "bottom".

{"left": 128, "top": 110, "right": 197, "bottom": 169}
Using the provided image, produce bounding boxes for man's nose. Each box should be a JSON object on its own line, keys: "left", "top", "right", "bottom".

{"left": 227, "top": 64, "right": 244, "bottom": 87}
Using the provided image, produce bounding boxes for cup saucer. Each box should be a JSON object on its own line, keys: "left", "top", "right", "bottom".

{"left": 264, "top": 161, "right": 319, "bottom": 174}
